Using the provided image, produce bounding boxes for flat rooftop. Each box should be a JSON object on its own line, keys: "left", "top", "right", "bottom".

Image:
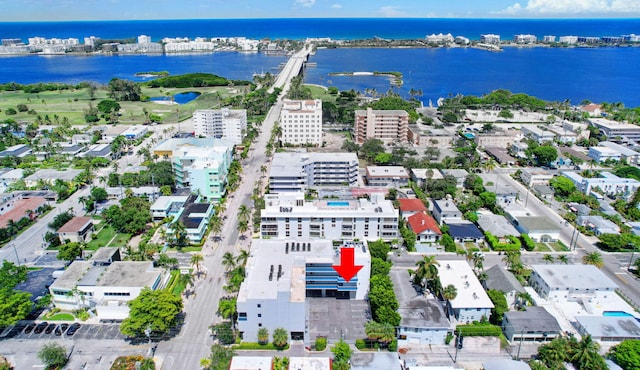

{"left": 97, "top": 261, "right": 160, "bottom": 287}
{"left": 477, "top": 213, "right": 519, "bottom": 237}
{"left": 503, "top": 306, "right": 561, "bottom": 333}
{"left": 366, "top": 166, "right": 410, "bottom": 178}
{"left": 531, "top": 264, "right": 617, "bottom": 290}
{"left": 25, "top": 168, "right": 83, "bottom": 182}
{"left": 229, "top": 356, "right": 272, "bottom": 370}
{"left": 398, "top": 297, "right": 450, "bottom": 328}
{"left": 576, "top": 316, "right": 640, "bottom": 339}
{"left": 437, "top": 260, "right": 493, "bottom": 310}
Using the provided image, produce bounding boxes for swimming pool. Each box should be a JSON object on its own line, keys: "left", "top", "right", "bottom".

{"left": 463, "top": 132, "right": 475, "bottom": 139}
{"left": 327, "top": 201, "right": 350, "bottom": 207}
{"left": 603, "top": 311, "right": 633, "bottom": 317}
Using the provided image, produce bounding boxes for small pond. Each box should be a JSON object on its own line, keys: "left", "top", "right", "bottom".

{"left": 151, "top": 91, "right": 201, "bottom": 105}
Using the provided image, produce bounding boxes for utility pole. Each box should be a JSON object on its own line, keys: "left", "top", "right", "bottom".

{"left": 11, "top": 243, "right": 20, "bottom": 265}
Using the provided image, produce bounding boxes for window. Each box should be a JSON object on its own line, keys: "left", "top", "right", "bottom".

{"left": 257, "top": 304, "right": 261, "bottom": 308}
{"left": 258, "top": 323, "right": 262, "bottom": 327}
{"left": 258, "top": 314, "right": 262, "bottom": 318}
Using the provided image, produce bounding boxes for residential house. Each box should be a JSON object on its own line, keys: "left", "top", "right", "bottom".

{"left": 365, "top": 166, "right": 410, "bottom": 187}
{"left": 598, "top": 141, "right": 640, "bottom": 165}
{"left": 589, "top": 118, "right": 640, "bottom": 144}
{"left": 0, "top": 168, "right": 24, "bottom": 188}
{"left": 398, "top": 198, "right": 427, "bottom": 219}
{"left": 511, "top": 216, "right": 560, "bottom": 242}
{"left": 437, "top": 260, "right": 494, "bottom": 324}
{"left": 407, "top": 212, "right": 442, "bottom": 243}
{"left": 397, "top": 297, "right": 451, "bottom": 346}
{"left": 511, "top": 141, "right": 529, "bottom": 158}
{"left": 410, "top": 168, "right": 443, "bottom": 187}
{"left": 446, "top": 222, "right": 484, "bottom": 244}
{"left": 105, "top": 186, "right": 160, "bottom": 202}
{"left": 0, "top": 196, "right": 46, "bottom": 228}
{"left": 533, "top": 185, "right": 554, "bottom": 200}
{"left": 150, "top": 196, "right": 189, "bottom": 220}
{"left": 576, "top": 215, "right": 620, "bottom": 236}
{"left": 80, "top": 144, "right": 112, "bottom": 159}
{"left": 575, "top": 316, "right": 640, "bottom": 343}
{"left": 485, "top": 147, "right": 516, "bottom": 165}
{"left": 58, "top": 216, "right": 94, "bottom": 244}
{"left": 49, "top": 250, "right": 164, "bottom": 321}
{"left": 567, "top": 203, "right": 591, "bottom": 216}
{"left": 521, "top": 126, "right": 556, "bottom": 144}
{"left": 483, "top": 265, "right": 525, "bottom": 308}
{"left": 0, "top": 144, "right": 32, "bottom": 158}
{"left": 502, "top": 307, "right": 562, "bottom": 342}
{"left": 529, "top": 264, "right": 617, "bottom": 303}
{"left": 168, "top": 195, "right": 215, "bottom": 243}
{"left": 588, "top": 146, "right": 623, "bottom": 163}
{"left": 520, "top": 169, "right": 553, "bottom": 188}
{"left": 440, "top": 169, "right": 468, "bottom": 188}
{"left": 477, "top": 213, "right": 519, "bottom": 241}
{"left": 580, "top": 104, "right": 602, "bottom": 117}
{"left": 431, "top": 197, "right": 462, "bottom": 225}
{"left": 562, "top": 171, "right": 640, "bottom": 198}
{"left": 479, "top": 174, "right": 520, "bottom": 206}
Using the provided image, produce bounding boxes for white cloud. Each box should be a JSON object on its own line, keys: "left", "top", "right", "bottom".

{"left": 294, "top": 0, "right": 316, "bottom": 8}
{"left": 378, "top": 6, "right": 406, "bottom": 17}
{"left": 331, "top": 4, "right": 342, "bottom": 9}
{"left": 495, "top": 0, "right": 640, "bottom": 15}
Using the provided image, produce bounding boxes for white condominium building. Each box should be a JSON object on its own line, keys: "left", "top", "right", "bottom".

{"left": 355, "top": 108, "right": 409, "bottom": 144}
{"left": 236, "top": 239, "right": 370, "bottom": 343}
{"left": 193, "top": 108, "right": 247, "bottom": 145}
{"left": 280, "top": 99, "right": 323, "bottom": 146}
{"left": 260, "top": 192, "right": 399, "bottom": 241}
{"left": 269, "top": 152, "right": 360, "bottom": 193}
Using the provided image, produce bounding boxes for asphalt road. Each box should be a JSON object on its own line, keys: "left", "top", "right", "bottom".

{"left": 155, "top": 46, "right": 311, "bottom": 370}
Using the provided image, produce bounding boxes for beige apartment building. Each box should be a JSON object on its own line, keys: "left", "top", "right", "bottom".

{"left": 280, "top": 99, "right": 323, "bottom": 146}
{"left": 354, "top": 108, "right": 408, "bottom": 144}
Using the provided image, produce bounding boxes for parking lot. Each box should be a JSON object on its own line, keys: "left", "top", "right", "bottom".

{"left": 306, "top": 298, "right": 369, "bottom": 342}
{"left": 3, "top": 322, "right": 126, "bottom": 341}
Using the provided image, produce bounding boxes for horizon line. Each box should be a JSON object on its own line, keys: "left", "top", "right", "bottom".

{"left": 1, "top": 16, "right": 638, "bottom": 23}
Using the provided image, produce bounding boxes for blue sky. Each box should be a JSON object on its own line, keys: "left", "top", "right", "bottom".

{"left": 3, "top": 0, "right": 640, "bottom": 21}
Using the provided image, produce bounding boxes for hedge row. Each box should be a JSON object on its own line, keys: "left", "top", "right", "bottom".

{"left": 484, "top": 232, "right": 521, "bottom": 251}
{"left": 456, "top": 324, "right": 503, "bottom": 337}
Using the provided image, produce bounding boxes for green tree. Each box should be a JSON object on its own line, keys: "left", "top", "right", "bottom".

{"left": 537, "top": 337, "right": 571, "bottom": 369}
{"left": 37, "top": 342, "right": 67, "bottom": 369}
{"left": 257, "top": 327, "right": 269, "bottom": 345}
{"left": 442, "top": 284, "right": 458, "bottom": 301}
{"left": 365, "top": 321, "right": 396, "bottom": 345}
{"left": 272, "top": 327, "right": 288, "bottom": 348}
{"left": 238, "top": 204, "right": 251, "bottom": 223}
{"left": 200, "top": 344, "right": 235, "bottom": 370}
{"left": 549, "top": 176, "right": 577, "bottom": 198}
{"left": 96, "top": 99, "right": 121, "bottom": 118}
{"left": 570, "top": 335, "right": 607, "bottom": 370}
{"left": 0, "top": 289, "right": 32, "bottom": 327}
{"left": 160, "top": 185, "right": 172, "bottom": 196}
{"left": 359, "top": 138, "right": 385, "bottom": 163}
{"left": 543, "top": 254, "right": 555, "bottom": 264}
{"left": 169, "top": 221, "right": 188, "bottom": 250}
{"left": 48, "top": 211, "right": 74, "bottom": 230}
{"left": 331, "top": 339, "right": 352, "bottom": 370}
{"left": 371, "top": 257, "right": 391, "bottom": 277}
{"left": 557, "top": 255, "right": 569, "bottom": 264}
{"left": 190, "top": 253, "right": 204, "bottom": 274}
{"left": 90, "top": 187, "right": 108, "bottom": 202}
{"left": 120, "top": 288, "right": 183, "bottom": 337}
{"left": 56, "top": 242, "right": 83, "bottom": 263}
{"left": 156, "top": 253, "right": 178, "bottom": 269}
{"left": 368, "top": 239, "right": 390, "bottom": 261}
{"left": 222, "top": 252, "right": 236, "bottom": 272}
{"left": 487, "top": 289, "right": 508, "bottom": 325}
{"left": 609, "top": 339, "right": 640, "bottom": 370}
{"left": 107, "top": 78, "right": 141, "bottom": 101}
{"left": 236, "top": 249, "right": 249, "bottom": 267}
{"left": 412, "top": 255, "right": 440, "bottom": 292}
{"left": 582, "top": 252, "right": 604, "bottom": 269}
{"left": 532, "top": 145, "right": 558, "bottom": 166}
{"left": 272, "top": 356, "right": 289, "bottom": 370}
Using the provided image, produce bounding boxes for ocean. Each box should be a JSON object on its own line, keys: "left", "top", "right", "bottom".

{"left": 0, "top": 18, "right": 639, "bottom": 105}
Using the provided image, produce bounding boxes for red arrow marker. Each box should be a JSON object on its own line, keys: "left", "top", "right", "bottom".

{"left": 332, "top": 248, "right": 363, "bottom": 283}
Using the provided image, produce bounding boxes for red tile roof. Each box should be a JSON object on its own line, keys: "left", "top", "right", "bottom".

{"left": 407, "top": 212, "right": 441, "bottom": 235}
{"left": 58, "top": 216, "right": 93, "bottom": 233}
{"left": 581, "top": 104, "right": 602, "bottom": 113}
{"left": 0, "top": 197, "right": 47, "bottom": 228}
{"left": 398, "top": 198, "right": 427, "bottom": 212}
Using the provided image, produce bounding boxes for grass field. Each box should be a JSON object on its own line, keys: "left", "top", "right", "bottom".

{"left": 46, "top": 313, "right": 75, "bottom": 321}
{"left": 86, "top": 224, "right": 116, "bottom": 250}
{"left": 0, "top": 85, "right": 243, "bottom": 125}
{"left": 534, "top": 242, "right": 552, "bottom": 252}
{"left": 111, "top": 233, "right": 131, "bottom": 247}
{"left": 307, "top": 84, "right": 337, "bottom": 103}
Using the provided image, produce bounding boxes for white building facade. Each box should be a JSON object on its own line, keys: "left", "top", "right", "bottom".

{"left": 193, "top": 108, "right": 247, "bottom": 145}
{"left": 260, "top": 192, "right": 399, "bottom": 241}
{"left": 269, "top": 152, "right": 359, "bottom": 193}
{"left": 279, "top": 99, "right": 323, "bottom": 146}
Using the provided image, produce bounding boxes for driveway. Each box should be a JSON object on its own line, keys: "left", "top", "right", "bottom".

{"left": 306, "top": 297, "right": 368, "bottom": 343}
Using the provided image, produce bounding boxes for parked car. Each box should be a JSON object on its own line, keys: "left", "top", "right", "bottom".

{"left": 34, "top": 322, "right": 48, "bottom": 334}
{"left": 66, "top": 323, "right": 81, "bottom": 336}
{"left": 23, "top": 323, "right": 35, "bottom": 334}
{"left": 54, "top": 324, "right": 69, "bottom": 336}
{"left": 44, "top": 324, "right": 56, "bottom": 334}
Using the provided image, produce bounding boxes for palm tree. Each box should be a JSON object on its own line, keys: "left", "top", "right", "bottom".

{"left": 257, "top": 327, "right": 269, "bottom": 345}
{"left": 441, "top": 284, "right": 458, "bottom": 301}
{"left": 170, "top": 221, "right": 188, "bottom": 250}
{"left": 199, "top": 358, "right": 212, "bottom": 369}
{"left": 190, "top": 253, "right": 204, "bottom": 276}
{"left": 272, "top": 356, "right": 289, "bottom": 370}
{"left": 502, "top": 250, "right": 522, "bottom": 271}
{"left": 413, "top": 256, "right": 439, "bottom": 292}
{"left": 156, "top": 253, "right": 178, "bottom": 269}
{"left": 570, "top": 335, "right": 607, "bottom": 370}
{"left": 236, "top": 249, "right": 249, "bottom": 267}
{"left": 178, "top": 273, "right": 195, "bottom": 296}
{"left": 272, "top": 328, "right": 288, "bottom": 348}
{"left": 238, "top": 205, "right": 251, "bottom": 224}
{"left": 210, "top": 215, "right": 223, "bottom": 240}
{"left": 237, "top": 219, "right": 249, "bottom": 238}
{"left": 543, "top": 254, "right": 555, "bottom": 264}
{"left": 582, "top": 252, "right": 604, "bottom": 269}
{"left": 472, "top": 252, "right": 484, "bottom": 274}
{"left": 538, "top": 337, "right": 570, "bottom": 369}
{"left": 516, "top": 292, "right": 534, "bottom": 309}
{"left": 222, "top": 252, "right": 236, "bottom": 273}
{"left": 557, "top": 254, "right": 569, "bottom": 264}
{"left": 365, "top": 321, "right": 396, "bottom": 345}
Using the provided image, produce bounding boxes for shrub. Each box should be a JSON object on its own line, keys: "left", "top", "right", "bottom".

{"left": 456, "top": 323, "right": 502, "bottom": 337}
{"left": 355, "top": 339, "right": 366, "bottom": 350}
{"left": 388, "top": 339, "right": 397, "bottom": 352}
{"left": 445, "top": 332, "right": 453, "bottom": 344}
{"left": 5, "top": 108, "right": 17, "bottom": 115}
{"left": 17, "top": 104, "right": 28, "bottom": 112}
{"left": 521, "top": 234, "right": 535, "bottom": 251}
{"left": 315, "top": 336, "right": 327, "bottom": 351}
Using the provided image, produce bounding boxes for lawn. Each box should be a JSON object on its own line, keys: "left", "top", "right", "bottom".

{"left": 533, "top": 243, "right": 552, "bottom": 252}
{"left": 306, "top": 84, "right": 336, "bottom": 102}
{"left": 0, "top": 85, "right": 240, "bottom": 125}
{"left": 86, "top": 224, "right": 117, "bottom": 250}
{"left": 46, "top": 313, "right": 75, "bottom": 321}
{"left": 110, "top": 233, "right": 131, "bottom": 247}
{"left": 549, "top": 241, "right": 570, "bottom": 252}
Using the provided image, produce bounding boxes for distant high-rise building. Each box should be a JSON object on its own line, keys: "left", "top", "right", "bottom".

{"left": 480, "top": 34, "right": 501, "bottom": 44}
{"left": 354, "top": 107, "right": 408, "bottom": 144}
{"left": 193, "top": 108, "right": 247, "bottom": 145}
{"left": 279, "top": 99, "right": 323, "bottom": 146}
{"left": 137, "top": 35, "right": 152, "bottom": 44}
